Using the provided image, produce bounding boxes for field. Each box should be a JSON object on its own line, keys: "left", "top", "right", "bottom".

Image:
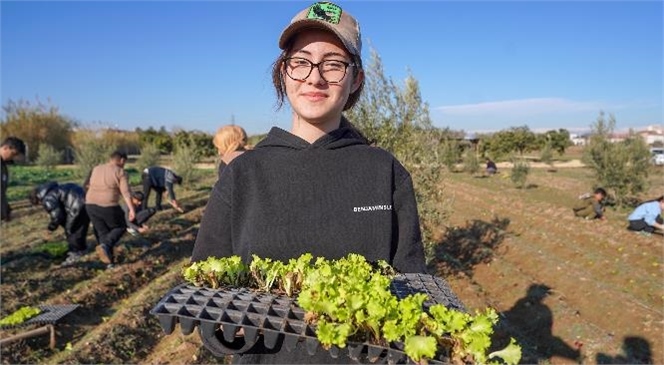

{"left": 0, "top": 162, "right": 662, "bottom": 364}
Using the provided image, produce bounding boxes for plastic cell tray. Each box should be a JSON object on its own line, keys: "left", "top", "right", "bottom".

{"left": 150, "top": 274, "right": 464, "bottom": 363}
{"left": 0, "top": 304, "right": 80, "bottom": 330}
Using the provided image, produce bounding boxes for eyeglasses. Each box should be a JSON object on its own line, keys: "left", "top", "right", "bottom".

{"left": 283, "top": 57, "right": 354, "bottom": 84}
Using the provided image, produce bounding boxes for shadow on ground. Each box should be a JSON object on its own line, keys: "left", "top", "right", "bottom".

{"left": 490, "top": 284, "right": 583, "bottom": 364}
{"left": 430, "top": 216, "right": 511, "bottom": 278}
{"left": 596, "top": 336, "right": 653, "bottom": 364}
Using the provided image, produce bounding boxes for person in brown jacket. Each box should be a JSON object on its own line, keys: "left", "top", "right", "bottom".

{"left": 84, "top": 151, "right": 136, "bottom": 268}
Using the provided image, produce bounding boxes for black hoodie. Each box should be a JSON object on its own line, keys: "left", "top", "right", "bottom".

{"left": 191, "top": 120, "right": 427, "bottom": 363}
{"left": 192, "top": 120, "right": 426, "bottom": 274}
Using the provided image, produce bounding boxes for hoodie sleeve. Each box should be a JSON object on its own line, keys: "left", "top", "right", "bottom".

{"left": 391, "top": 169, "right": 427, "bottom": 273}
{"left": 191, "top": 178, "right": 233, "bottom": 262}
{"left": 43, "top": 195, "right": 65, "bottom": 230}
{"left": 165, "top": 169, "right": 177, "bottom": 201}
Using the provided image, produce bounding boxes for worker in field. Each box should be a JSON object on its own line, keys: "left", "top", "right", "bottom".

{"left": 30, "top": 181, "right": 89, "bottom": 265}
{"left": 123, "top": 191, "right": 157, "bottom": 236}
{"left": 572, "top": 187, "right": 607, "bottom": 220}
{"left": 213, "top": 125, "right": 248, "bottom": 180}
{"left": 486, "top": 158, "right": 498, "bottom": 175}
{"left": 627, "top": 195, "right": 664, "bottom": 236}
{"left": 1, "top": 136, "right": 26, "bottom": 222}
{"left": 141, "top": 166, "right": 184, "bottom": 212}
{"left": 85, "top": 150, "right": 136, "bottom": 268}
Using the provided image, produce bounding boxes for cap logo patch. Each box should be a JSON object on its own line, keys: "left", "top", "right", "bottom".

{"left": 307, "top": 2, "right": 342, "bottom": 25}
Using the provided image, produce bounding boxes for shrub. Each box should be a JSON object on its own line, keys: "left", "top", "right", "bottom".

{"left": 135, "top": 143, "right": 161, "bottom": 173}
{"left": 73, "top": 130, "right": 114, "bottom": 179}
{"left": 540, "top": 140, "right": 554, "bottom": 169}
{"left": 463, "top": 149, "right": 480, "bottom": 175}
{"left": 345, "top": 50, "right": 452, "bottom": 261}
{"left": 441, "top": 139, "right": 461, "bottom": 172}
{"left": 510, "top": 158, "right": 530, "bottom": 189}
{"left": 582, "top": 112, "right": 651, "bottom": 206}
{"left": 35, "top": 144, "right": 63, "bottom": 170}
{"left": 172, "top": 138, "right": 201, "bottom": 184}
{"left": 1, "top": 98, "right": 74, "bottom": 162}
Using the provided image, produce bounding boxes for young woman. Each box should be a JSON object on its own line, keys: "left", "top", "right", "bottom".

{"left": 212, "top": 124, "right": 248, "bottom": 179}
{"left": 191, "top": 2, "right": 426, "bottom": 363}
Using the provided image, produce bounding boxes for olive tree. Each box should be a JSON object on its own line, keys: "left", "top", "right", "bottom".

{"left": 346, "top": 49, "right": 448, "bottom": 261}
{"left": 583, "top": 111, "right": 651, "bottom": 206}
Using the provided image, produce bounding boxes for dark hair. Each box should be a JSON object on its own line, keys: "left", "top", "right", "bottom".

{"left": 271, "top": 38, "right": 364, "bottom": 112}
{"left": 1, "top": 136, "right": 26, "bottom": 156}
{"left": 174, "top": 175, "right": 183, "bottom": 185}
{"left": 110, "top": 150, "right": 128, "bottom": 160}
{"left": 132, "top": 191, "right": 145, "bottom": 201}
{"left": 594, "top": 187, "right": 607, "bottom": 197}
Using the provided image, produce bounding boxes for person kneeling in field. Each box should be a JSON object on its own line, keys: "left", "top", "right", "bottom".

{"left": 627, "top": 196, "right": 664, "bottom": 236}
{"left": 123, "top": 191, "right": 157, "bottom": 236}
{"left": 573, "top": 187, "right": 607, "bottom": 220}
{"left": 30, "top": 181, "right": 90, "bottom": 265}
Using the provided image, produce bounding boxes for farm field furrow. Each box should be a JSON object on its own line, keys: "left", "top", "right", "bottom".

{"left": 441, "top": 169, "right": 664, "bottom": 364}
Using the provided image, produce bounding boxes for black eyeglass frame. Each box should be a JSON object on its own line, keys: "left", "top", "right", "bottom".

{"left": 283, "top": 57, "right": 356, "bottom": 84}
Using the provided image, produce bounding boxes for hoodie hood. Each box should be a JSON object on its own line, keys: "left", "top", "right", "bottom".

{"left": 256, "top": 117, "right": 368, "bottom": 151}
{"left": 36, "top": 181, "right": 58, "bottom": 201}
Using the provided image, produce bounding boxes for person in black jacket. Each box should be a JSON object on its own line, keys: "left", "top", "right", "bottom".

{"left": 30, "top": 181, "right": 90, "bottom": 264}
{"left": 191, "top": 2, "right": 426, "bottom": 363}
{"left": 122, "top": 191, "right": 157, "bottom": 236}
{"left": 1, "top": 136, "right": 26, "bottom": 222}
{"left": 141, "top": 166, "right": 184, "bottom": 212}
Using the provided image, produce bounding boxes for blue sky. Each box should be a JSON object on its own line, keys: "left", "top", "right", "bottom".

{"left": 2, "top": 1, "right": 662, "bottom": 136}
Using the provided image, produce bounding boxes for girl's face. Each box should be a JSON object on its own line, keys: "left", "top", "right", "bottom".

{"left": 283, "top": 29, "right": 363, "bottom": 126}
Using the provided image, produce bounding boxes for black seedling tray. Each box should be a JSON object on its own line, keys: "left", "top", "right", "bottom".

{"left": 0, "top": 304, "right": 80, "bottom": 330}
{"left": 150, "top": 273, "right": 464, "bottom": 363}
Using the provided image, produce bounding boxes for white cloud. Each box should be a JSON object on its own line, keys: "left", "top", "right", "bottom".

{"left": 436, "top": 98, "right": 605, "bottom": 117}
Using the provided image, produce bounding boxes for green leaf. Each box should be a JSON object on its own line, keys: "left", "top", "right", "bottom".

{"left": 404, "top": 335, "right": 437, "bottom": 362}
{"left": 488, "top": 338, "right": 522, "bottom": 365}
{"left": 0, "top": 306, "right": 42, "bottom": 326}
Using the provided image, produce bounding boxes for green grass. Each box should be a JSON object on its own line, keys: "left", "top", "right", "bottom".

{"left": 31, "top": 241, "right": 69, "bottom": 258}
{"left": 6, "top": 164, "right": 216, "bottom": 202}
{"left": 6, "top": 165, "right": 79, "bottom": 202}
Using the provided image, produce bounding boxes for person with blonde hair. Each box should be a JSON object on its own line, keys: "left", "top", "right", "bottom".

{"left": 212, "top": 125, "right": 248, "bottom": 179}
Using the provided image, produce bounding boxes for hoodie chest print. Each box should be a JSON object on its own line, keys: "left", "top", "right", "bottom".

{"left": 353, "top": 204, "right": 393, "bottom": 213}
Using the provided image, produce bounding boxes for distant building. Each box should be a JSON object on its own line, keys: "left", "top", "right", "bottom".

{"left": 608, "top": 133, "right": 629, "bottom": 143}
{"left": 569, "top": 133, "right": 587, "bottom": 146}
{"left": 637, "top": 125, "right": 664, "bottom": 145}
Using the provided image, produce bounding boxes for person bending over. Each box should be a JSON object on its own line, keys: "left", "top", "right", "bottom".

{"left": 30, "top": 181, "right": 90, "bottom": 265}
{"left": 627, "top": 196, "right": 664, "bottom": 236}
{"left": 123, "top": 191, "right": 157, "bottom": 236}
{"left": 141, "top": 166, "right": 184, "bottom": 212}
{"left": 85, "top": 150, "right": 135, "bottom": 268}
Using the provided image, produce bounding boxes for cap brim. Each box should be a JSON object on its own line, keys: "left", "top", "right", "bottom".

{"left": 278, "top": 19, "right": 358, "bottom": 56}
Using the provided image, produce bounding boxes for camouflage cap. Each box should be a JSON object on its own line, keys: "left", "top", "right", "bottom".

{"left": 279, "top": 2, "right": 361, "bottom": 57}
